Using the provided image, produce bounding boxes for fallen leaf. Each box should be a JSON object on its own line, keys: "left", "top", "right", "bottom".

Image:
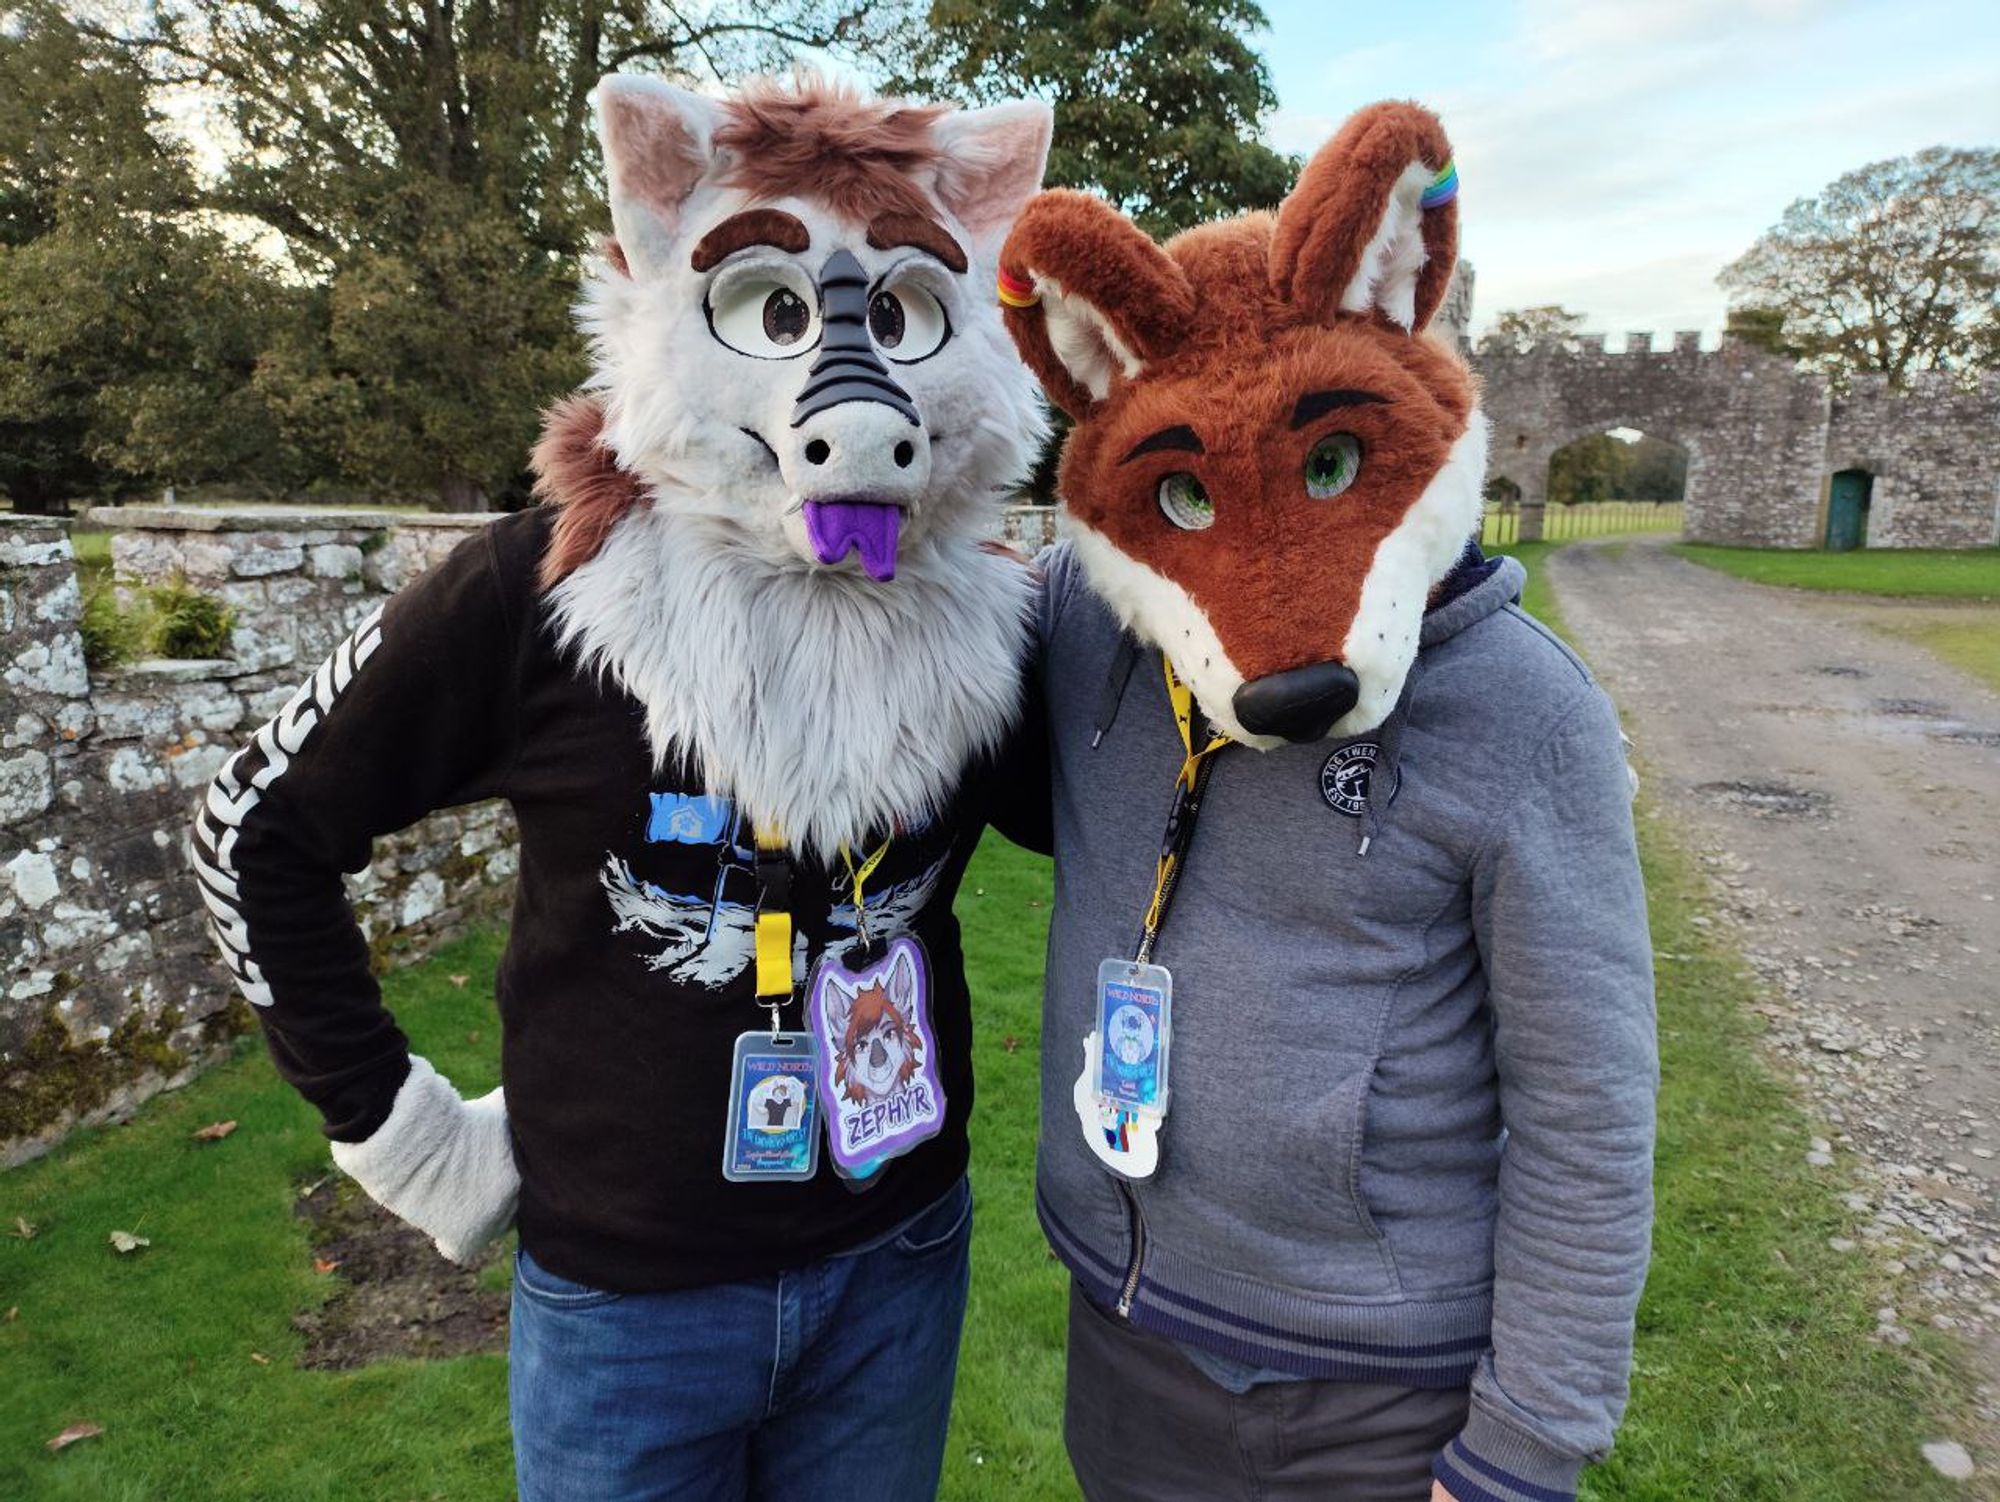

{"left": 191, "top": 1120, "right": 238, "bottom": 1143}
{"left": 448, "top": 974, "right": 470, "bottom": 988}
{"left": 249, "top": 1352, "right": 270, "bottom": 1366}
{"left": 108, "top": 1231, "right": 150, "bottom": 1254}
{"left": 47, "top": 1422, "right": 102, "bottom": 1453}
{"left": 466, "top": 1030, "right": 480, "bottom": 1044}
{"left": 1002, "top": 1035, "right": 1021, "bottom": 1055}
{"left": 11, "top": 1216, "right": 36, "bottom": 1240}
{"left": 4, "top": 1306, "right": 17, "bottom": 1322}
{"left": 313, "top": 1257, "right": 341, "bottom": 1275}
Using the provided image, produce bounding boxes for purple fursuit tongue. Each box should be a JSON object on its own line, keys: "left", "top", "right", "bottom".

{"left": 803, "top": 499, "right": 902, "bottom": 582}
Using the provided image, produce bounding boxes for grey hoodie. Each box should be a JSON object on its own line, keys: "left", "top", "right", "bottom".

{"left": 1033, "top": 544, "right": 1657, "bottom": 1502}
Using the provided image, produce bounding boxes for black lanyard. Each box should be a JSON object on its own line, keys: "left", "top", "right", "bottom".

{"left": 1134, "top": 657, "right": 1232, "bottom": 963}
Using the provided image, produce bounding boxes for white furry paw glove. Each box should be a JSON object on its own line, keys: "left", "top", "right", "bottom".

{"left": 329, "top": 1055, "right": 519, "bottom": 1266}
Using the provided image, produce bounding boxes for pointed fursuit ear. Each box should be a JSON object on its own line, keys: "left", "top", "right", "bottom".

{"left": 887, "top": 947, "right": 916, "bottom": 1009}
{"left": 593, "top": 74, "right": 720, "bottom": 279}
{"left": 1269, "top": 101, "right": 1458, "bottom": 333}
{"left": 824, "top": 979, "right": 855, "bottom": 1038}
{"left": 930, "top": 99, "right": 1054, "bottom": 245}
{"left": 998, "top": 189, "right": 1195, "bottom": 418}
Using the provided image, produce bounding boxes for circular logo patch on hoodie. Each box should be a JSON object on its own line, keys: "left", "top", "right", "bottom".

{"left": 1319, "top": 743, "right": 1398, "bottom": 817}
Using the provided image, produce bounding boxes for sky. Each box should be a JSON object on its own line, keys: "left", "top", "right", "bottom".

{"left": 1254, "top": 0, "right": 2000, "bottom": 339}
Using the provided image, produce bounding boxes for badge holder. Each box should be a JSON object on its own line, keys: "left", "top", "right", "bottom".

{"left": 722, "top": 1029, "right": 820, "bottom": 1182}
{"left": 1074, "top": 958, "right": 1172, "bottom": 1180}
{"left": 1074, "top": 657, "right": 1219, "bottom": 1184}
{"left": 722, "top": 829, "right": 821, "bottom": 1183}
{"left": 808, "top": 933, "right": 946, "bottom": 1184}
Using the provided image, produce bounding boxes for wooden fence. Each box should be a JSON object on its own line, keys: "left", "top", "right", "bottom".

{"left": 1481, "top": 500, "right": 1684, "bottom": 548}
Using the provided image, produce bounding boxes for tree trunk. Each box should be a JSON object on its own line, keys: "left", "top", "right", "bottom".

{"left": 437, "top": 473, "right": 487, "bottom": 512}
{"left": 7, "top": 478, "right": 70, "bottom": 516}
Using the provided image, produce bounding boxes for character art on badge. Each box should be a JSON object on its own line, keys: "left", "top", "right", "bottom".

{"left": 809, "top": 936, "right": 946, "bottom": 1176}
{"left": 831, "top": 973, "right": 923, "bottom": 1105}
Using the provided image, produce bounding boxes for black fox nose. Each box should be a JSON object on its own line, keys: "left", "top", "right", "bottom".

{"left": 870, "top": 1040, "right": 888, "bottom": 1068}
{"left": 1232, "top": 661, "right": 1360, "bottom": 742}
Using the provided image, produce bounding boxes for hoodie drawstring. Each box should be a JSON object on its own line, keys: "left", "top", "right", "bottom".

{"left": 1355, "top": 660, "right": 1420, "bottom": 857}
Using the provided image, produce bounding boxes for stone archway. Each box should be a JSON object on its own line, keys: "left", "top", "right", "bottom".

{"left": 1476, "top": 334, "right": 1832, "bottom": 547}
{"left": 1544, "top": 424, "right": 1688, "bottom": 512}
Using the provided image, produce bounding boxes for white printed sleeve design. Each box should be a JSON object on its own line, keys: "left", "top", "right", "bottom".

{"left": 191, "top": 607, "right": 385, "bottom": 1007}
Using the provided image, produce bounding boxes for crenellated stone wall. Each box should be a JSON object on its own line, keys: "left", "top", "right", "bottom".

{"left": 1826, "top": 373, "right": 2000, "bottom": 549}
{"left": 1, "top": 509, "right": 517, "bottom": 1167}
{"left": 1476, "top": 332, "right": 2000, "bottom": 550}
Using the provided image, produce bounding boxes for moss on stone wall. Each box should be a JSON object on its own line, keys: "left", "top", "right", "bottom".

{"left": 0, "top": 988, "right": 254, "bottom": 1145}
{"left": 434, "top": 848, "right": 489, "bottom": 886}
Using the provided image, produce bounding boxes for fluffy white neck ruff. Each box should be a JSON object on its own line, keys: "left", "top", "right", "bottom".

{"left": 549, "top": 504, "right": 1031, "bottom": 858}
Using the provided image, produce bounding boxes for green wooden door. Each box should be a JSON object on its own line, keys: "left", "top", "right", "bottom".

{"left": 1825, "top": 469, "right": 1871, "bottom": 551}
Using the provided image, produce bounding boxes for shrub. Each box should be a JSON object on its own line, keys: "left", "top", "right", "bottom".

{"left": 79, "top": 577, "right": 143, "bottom": 670}
{"left": 146, "top": 576, "right": 234, "bottom": 658}
{"left": 80, "top": 573, "right": 237, "bottom": 668}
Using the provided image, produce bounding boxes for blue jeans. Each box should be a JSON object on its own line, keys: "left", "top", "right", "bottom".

{"left": 509, "top": 1176, "right": 973, "bottom": 1502}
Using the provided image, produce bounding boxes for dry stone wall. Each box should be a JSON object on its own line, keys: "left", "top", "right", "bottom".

{"left": 1, "top": 509, "right": 516, "bottom": 1167}
{"left": 3, "top": 502, "right": 1058, "bottom": 1164}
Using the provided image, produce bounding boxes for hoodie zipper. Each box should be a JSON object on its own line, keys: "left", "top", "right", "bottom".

{"left": 1115, "top": 1180, "right": 1147, "bottom": 1317}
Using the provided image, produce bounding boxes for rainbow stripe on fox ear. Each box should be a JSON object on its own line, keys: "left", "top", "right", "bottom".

{"left": 996, "top": 266, "right": 1040, "bottom": 308}
{"left": 1420, "top": 159, "right": 1459, "bottom": 210}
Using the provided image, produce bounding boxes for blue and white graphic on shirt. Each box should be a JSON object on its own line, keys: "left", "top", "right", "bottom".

{"left": 599, "top": 793, "right": 947, "bottom": 989}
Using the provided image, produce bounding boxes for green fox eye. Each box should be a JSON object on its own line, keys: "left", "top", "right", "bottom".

{"left": 1305, "top": 434, "right": 1362, "bottom": 499}
{"left": 1157, "top": 472, "right": 1213, "bottom": 531}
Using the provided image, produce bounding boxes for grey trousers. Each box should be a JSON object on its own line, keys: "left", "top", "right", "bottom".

{"left": 1063, "top": 1283, "right": 1471, "bottom": 1502}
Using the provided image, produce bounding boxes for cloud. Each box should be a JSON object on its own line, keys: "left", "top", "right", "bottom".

{"left": 1265, "top": 0, "right": 2000, "bottom": 336}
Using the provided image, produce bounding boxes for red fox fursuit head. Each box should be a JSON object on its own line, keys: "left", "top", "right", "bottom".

{"left": 999, "top": 101, "right": 1485, "bottom": 747}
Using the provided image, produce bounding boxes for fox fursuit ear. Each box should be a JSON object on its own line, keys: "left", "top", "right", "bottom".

{"left": 594, "top": 74, "right": 720, "bottom": 279}
{"left": 930, "top": 100, "right": 1053, "bottom": 243}
{"left": 1269, "top": 101, "right": 1457, "bottom": 334}
{"left": 998, "top": 189, "right": 1194, "bottom": 418}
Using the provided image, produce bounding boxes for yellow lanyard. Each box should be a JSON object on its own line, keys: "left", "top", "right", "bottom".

{"left": 751, "top": 827, "right": 894, "bottom": 1003}
{"left": 839, "top": 836, "right": 894, "bottom": 945}
{"left": 752, "top": 823, "right": 793, "bottom": 1002}
{"left": 1140, "top": 658, "right": 1232, "bottom": 946}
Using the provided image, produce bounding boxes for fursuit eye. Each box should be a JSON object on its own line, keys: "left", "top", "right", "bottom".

{"left": 1304, "top": 433, "right": 1362, "bottom": 500}
{"left": 870, "top": 283, "right": 950, "bottom": 362}
{"left": 1157, "top": 472, "right": 1214, "bottom": 531}
{"left": 763, "top": 288, "right": 810, "bottom": 345}
{"left": 706, "top": 274, "right": 820, "bottom": 359}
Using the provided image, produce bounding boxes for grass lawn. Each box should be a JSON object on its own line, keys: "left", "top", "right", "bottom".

{"left": 0, "top": 541, "right": 1973, "bottom": 1497}
{"left": 1673, "top": 543, "right": 2000, "bottom": 601}
{"left": 1865, "top": 610, "right": 2000, "bottom": 695}
{"left": 66, "top": 531, "right": 110, "bottom": 569}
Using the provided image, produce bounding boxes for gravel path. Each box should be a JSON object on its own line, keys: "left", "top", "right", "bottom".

{"left": 1548, "top": 536, "right": 2000, "bottom": 1483}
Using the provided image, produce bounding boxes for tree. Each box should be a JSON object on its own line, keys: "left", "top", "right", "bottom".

{"left": 81, "top": 0, "right": 902, "bottom": 509}
{"left": 0, "top": 2, "right": 291, "bottom": 512}
{"left": 1721, "top": 304, "right": 1794, "bottom": 358}
{"left": 1547, "top": 433, "right": 1619, "bottom": 506}
{"left": 1476, "top": 304, "right": 1585, "bottom": 357}
{"left": 1719, "top": 147, "right": 2000, "bottom": 386}
{"left": 892, "top": 0, "right": 1294, "bottom": 239}
{"left": 1621, "top": 434, "right": 1686, "bottom": 502}
{"left": 1545, "top": 430, "right": 1686, "bottom": 506}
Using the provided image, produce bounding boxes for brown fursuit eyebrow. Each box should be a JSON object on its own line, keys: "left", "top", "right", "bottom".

{"left": 1288, "top": 388, "right": 1389, "bottom": 429}
{"left": 1120, "top": 425, "right": 1204, "bottom": 464}
{"left": 688, "top": 209, "right": 811, "bottom": 273}
{"left": 865, "top": 211, "right": 968, "bottom": 274}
